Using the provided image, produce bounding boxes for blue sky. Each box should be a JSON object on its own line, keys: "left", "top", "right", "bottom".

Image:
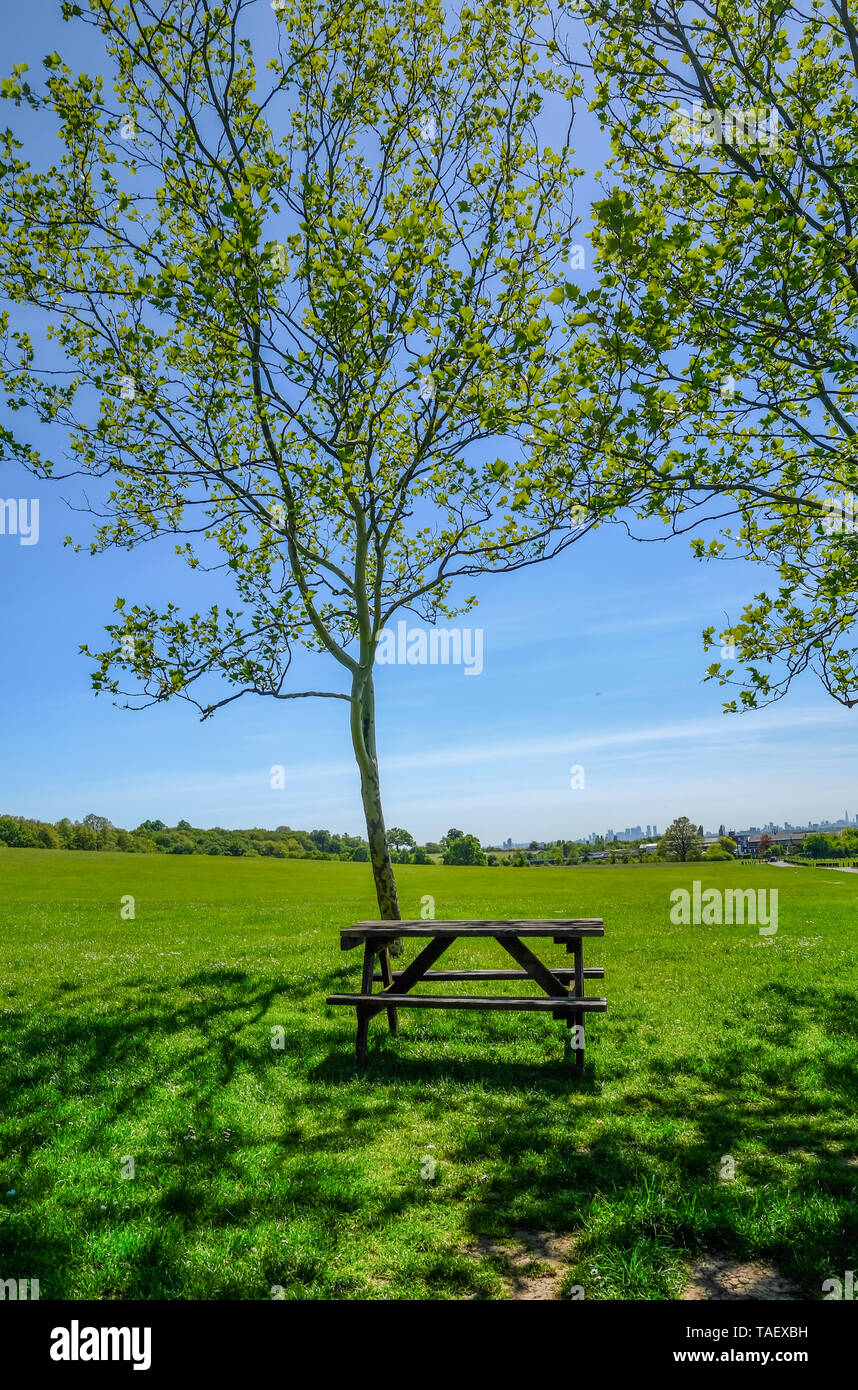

{"left": 1, "top": 2, "right": 856, "bottom": 844}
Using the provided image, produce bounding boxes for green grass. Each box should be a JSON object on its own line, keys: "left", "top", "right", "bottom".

{"left": 0, "top": 850, "right": 856, "bottom": 1300}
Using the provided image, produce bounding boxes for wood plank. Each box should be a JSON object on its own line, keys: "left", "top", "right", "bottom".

{"left": 327, "top": 993, "right": 608, "bottom": 1013}
{"left": 371, "top": 967, "right": 605, "bottom": 981}
{"left": 352, "top": 918, "right": 603, "bottom": 929}
{"left": 342, "top": 919, "right": 603, "bottom": 947}
{"left": 495, "top": 935, "right": 570, "bottom": 998}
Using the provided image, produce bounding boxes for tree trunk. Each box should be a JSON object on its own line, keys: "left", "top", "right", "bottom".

{"left": 350, "top": 666, "right": 401, "bottom": 927}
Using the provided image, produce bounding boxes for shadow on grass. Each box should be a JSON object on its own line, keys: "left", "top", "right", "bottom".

{"left": 0, "top": 968, "right": 855, "bottom": 1297}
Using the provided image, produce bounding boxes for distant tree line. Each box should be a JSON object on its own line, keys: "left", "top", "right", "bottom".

{"left": 0, "top": 815, "right": 485, "bottom": 865}
{"left": 0, "top": 813, "right": 369, "bottom": 860}
{"left": 12, "top": 813, "right": 849, "bottom": 864}
{"left": 787, "top": 830, "right": 858, "bottom": 861}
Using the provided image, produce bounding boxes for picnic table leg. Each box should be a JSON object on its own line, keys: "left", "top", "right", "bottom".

{"left": 572, "top": 937, "right": 585, "bottom": 1076}
{"left": 377, "top": 946, "right": 399, "bottom": 1034}
{"left": 355, "top": 942, "right": 375, "bottom": 1064}
{"left": 356, "top": 1007, "right": 370, "bottom": 1065}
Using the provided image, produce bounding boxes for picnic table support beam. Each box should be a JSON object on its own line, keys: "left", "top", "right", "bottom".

{"left": 377, "top": 946, "right": 398, "bottom": 1034}
{"left": 495, "top": 934, "right": 570, "bottom": 998}
{"left": 354, "top": 936, "right": 454, "bottom": 1061}
{"left": 365, "top": 935, "right": 453, "bottom": 1018}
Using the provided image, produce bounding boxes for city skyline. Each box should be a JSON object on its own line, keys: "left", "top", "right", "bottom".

{"left": 496, "top": 810, "right": 853, "bottom": 849}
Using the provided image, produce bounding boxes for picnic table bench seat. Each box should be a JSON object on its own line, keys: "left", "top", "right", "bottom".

{"left": 327, "top": 918, "right": 606, "bottom": 1072}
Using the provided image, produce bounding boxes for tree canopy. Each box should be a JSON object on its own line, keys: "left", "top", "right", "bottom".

{"left": 563, "top": 0, "right": 858, "bottom": 709}
{"left": 658, "top": 816, "right": 703, "bottom": 861}
{"left": 0, "top": 0, "right": 604, "bottom": 916}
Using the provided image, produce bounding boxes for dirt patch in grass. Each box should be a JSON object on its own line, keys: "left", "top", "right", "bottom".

{"left": 466, "top": 1229, "right": 576, "bottom": 1300}
{"left": 683, "top": 1257, "right": 801, "bottom": 1301}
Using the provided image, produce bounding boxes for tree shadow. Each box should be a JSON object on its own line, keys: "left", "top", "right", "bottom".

{"left": 0, "top": 969, "right": 854, "bottom": 1298}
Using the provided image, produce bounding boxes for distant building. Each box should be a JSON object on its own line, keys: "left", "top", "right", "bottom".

{"left": 733, "top": 830, "right": 809, "bottom": 858}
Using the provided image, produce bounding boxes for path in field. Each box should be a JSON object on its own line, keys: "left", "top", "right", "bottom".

{"left": 770, "top": 859, "right": 858, "bottom": 873}
{"left": 683, "top": 1259, "right": 801, "bottom": 1300}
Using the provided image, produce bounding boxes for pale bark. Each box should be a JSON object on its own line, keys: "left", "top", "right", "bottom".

{"left": 349, "top": 666, "right": 401, "bottom": 924}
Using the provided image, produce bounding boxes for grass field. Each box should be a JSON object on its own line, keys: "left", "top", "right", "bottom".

{"left": 0, "top": 850, "right": 856, "bottom": 1300}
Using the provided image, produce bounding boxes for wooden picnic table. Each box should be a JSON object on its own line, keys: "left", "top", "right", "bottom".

{"left": 326, "top": 919, "right": 606, "bottom": 1073}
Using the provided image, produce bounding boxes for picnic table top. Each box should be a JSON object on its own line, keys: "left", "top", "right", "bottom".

{"left": 341, "top": 918, "right": 604, "bottom": 947}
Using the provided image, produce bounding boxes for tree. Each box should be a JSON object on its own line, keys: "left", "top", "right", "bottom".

{"left": 0, "top": 0, "right": 599, "bottom": 922}
{"left": 443, "top": 833, "right": 487, "bottom": 866}
{"left": 442, "top": 830, "right": 466, "bottom": 848}
{"left": 385, "top": 828, "right": 416, "bottom": 853}
{"left": 55, "top": 818, "right": 74, "bottom": 848}
{"left": 83, "top": 812, "right": 113, "bottom": 849}
{"left": 658, "top": 816, "right": 703, "bottom": 862}
{"left": 169, "top": 835, "right": 195, "bottom": 854}
{"left": 802, "top": 832, "right": 837, "bottom": 859}
{"left": 308, "top": 828, "right": 338, "bottom": 855}
{"left": 578, "top": 0, "right": 858, "bottom": 709}
{"left": 757, "top": 834, "right": 773, "bottom": 858}
{"left": 72, "top": 823, "right": 98, "bottom": 851}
